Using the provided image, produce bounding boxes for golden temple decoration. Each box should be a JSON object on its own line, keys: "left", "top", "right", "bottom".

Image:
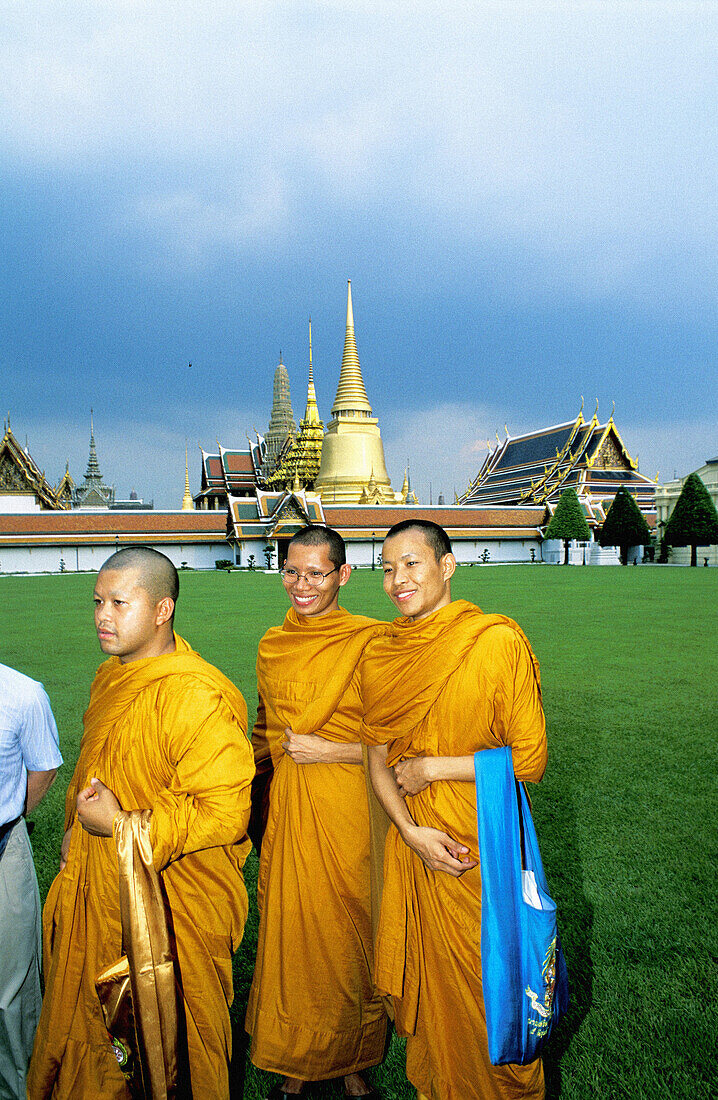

{"left": 315, "top": 281, "right": 400, "bottom": 504}
{"left": 181, "top": 445, "right": 194, "bottom": 511}
{"left": 265, "top": 320, "right": 325, "bottom": 492}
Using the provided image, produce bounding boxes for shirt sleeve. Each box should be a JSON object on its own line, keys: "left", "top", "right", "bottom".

{"left": 19, "top": 681, "right": 63, "bottom": 772}
{"left": 489, "top": 626, "right": 547, "bottom": 783}
{"left": 149, "top": 682, "right": 255, "bottom": 871}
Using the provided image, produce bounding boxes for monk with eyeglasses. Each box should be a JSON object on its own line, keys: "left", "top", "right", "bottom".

{"left": 245, "top": 525, "right": 387, "bottom": 1100}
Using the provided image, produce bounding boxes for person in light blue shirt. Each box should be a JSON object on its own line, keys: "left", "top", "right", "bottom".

{"left": 0, "top": 662, "right": 63, "bottom": 1100}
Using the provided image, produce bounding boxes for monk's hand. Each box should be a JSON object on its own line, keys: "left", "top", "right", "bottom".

{"left": 59, "top": 825, "right": 73, "bottom": 870}
{"left": 394, "top": 756, "right": 434, "bottom": 796}
{"left": 403, "top": 825, "right": 478, "bottom": 878}
{"left": 76, "top": 777, "right": 122, "bottom": 837}
{"left": 281, "top": 728, "right": 335, "bottom": 765}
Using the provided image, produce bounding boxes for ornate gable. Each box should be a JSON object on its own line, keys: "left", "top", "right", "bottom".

{"left": 0, "top": 426, "right": 65, "bottom": 509}
{"left": 0, "top": 451, "right": 28, "bottom": 492}
{"left": 586, "top": 422, "right": 638, "bottom": 471}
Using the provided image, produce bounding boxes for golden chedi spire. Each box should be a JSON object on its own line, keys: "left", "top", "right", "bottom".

{"left": 304, "top": 318, "right": 321, "bottom": 425}
{"left": 315, "top": 281, "right": 400, "bottom": 505}
{"left": 182, "top": 445, "right": 194, "bottom": 511}
{"left": 331, "top": 280, "right": 373, "bottom": 417}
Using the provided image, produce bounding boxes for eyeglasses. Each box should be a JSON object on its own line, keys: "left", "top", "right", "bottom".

{"left": 280, "top": 566, "right": 338, "bottom": 587}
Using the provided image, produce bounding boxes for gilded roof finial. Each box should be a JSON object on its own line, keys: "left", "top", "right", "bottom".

{"left": 182, "top": 444, "right": 194, "bottom": 511}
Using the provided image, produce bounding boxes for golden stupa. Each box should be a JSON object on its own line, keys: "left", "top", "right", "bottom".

{"left": 315, "top": 281, "right": 399, "bottom": 505}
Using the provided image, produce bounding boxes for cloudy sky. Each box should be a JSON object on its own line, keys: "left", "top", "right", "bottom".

{"left": 2, "top": 1, "right": 716, "bottom": 506}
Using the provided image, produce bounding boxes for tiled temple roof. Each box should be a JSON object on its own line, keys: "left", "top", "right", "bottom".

{"left": 462, "top": 405, "right": 656, "bottom": 518}
{"left": 0, "top": 511, "right": 226, "bottom": 545}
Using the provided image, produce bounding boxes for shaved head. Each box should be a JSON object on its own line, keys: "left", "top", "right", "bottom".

{"left": 99, "top": 546, "right": 179, "bottom": 606}
{"left": 384, "top": 520, "right": 452, "bottom": 562}
{"left": 288, "top": 525, "right": 346, "bottom": 569}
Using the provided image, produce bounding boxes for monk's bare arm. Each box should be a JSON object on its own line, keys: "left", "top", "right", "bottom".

{"left": 281, "top": 729, "right": 362, "bottom": 765}
{"left": 394, "top": 755, "right": 475, "bottom": 796}
{"left": 368, "top": 745, "right": 477, "bottom": 878}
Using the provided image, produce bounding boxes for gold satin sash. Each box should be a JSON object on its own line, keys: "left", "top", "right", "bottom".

{"left": 115, "top": 810, "right": 179, "bottom": 1099}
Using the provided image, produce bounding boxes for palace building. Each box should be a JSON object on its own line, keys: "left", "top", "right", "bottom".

{"left": 0, "top": 286, "right": 661, "bottom": 573}
{"left": 462, "top": 402, "right": 656, "bottom": 520}
{"left": 194, "top": 437, "right": 266, "bottom": 511}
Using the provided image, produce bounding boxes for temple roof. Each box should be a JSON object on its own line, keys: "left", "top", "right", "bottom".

{"left": 0, "top": 510, "right": 226, "bottom": 544}
{"left": 0, "top": 422, "right": 66, "bottom": 510}
{"left": 197, "top": 437, "right": 265, "bottom": 500}
{"left": 322, "top": 504, "right": 547, "bottom": 539}
{"left": 228, "top": 488, "right": 326, "bottom": 539}
{"left": 462, "top": 404, "right": 656, "bottom": 517}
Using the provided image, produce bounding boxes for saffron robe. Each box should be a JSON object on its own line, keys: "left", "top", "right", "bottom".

{"left": 245, "top": 607, "right": 388, "bottom": 1080}
{"left": 28, "top": 635, "right": 254, "bottom": 1100}
{"left": 360, "top": 600, "right": 548, "bottom": 1100}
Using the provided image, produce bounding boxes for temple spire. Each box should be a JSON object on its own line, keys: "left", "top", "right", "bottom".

{"left": 263, "top": 355, "right": 297, "bottom": 477}
{"left": 304, "top": 318, "right": 320, "bottom": 425}
{"left": 85, "top": 408, "right": 102, "bottom": 480}
{"left": 182, "top": 444, "right": 194, "bottom": 510}
{"left": 331, "top": 280, "right": 372, "bottom": 417}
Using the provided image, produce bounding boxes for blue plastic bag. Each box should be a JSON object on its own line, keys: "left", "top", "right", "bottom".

{"left": 474, "top": 746, "right": 569, "bottom": 1065}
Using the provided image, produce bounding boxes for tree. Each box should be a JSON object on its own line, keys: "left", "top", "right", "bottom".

{"left": 544, "top": 487, "right": 591, "bottom": 565}
{"left": 664, "top": 472, "right": 718, "bottom": 567}
{"left": 599, "top": 485, "right": 651, "bottom": 565}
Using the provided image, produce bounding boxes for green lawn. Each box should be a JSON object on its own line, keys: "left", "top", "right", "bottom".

{"left": 2, "top": 565, "right": 716, "bottom": 1099}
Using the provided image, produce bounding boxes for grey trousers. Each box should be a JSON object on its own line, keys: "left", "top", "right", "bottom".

{"left": 0, "top": 820, "right": 42, "bottom": 1100}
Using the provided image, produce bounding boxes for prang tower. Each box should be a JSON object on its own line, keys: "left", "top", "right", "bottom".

{"left": 315, "top": 281, "right": 397, "bottom": 504}
{"left": 262, "top": 355, "right": 297, "bottom": 477}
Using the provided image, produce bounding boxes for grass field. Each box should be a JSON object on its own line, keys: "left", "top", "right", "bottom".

{"left": 1, "top": 565, "right": 716, "bottom": 1099}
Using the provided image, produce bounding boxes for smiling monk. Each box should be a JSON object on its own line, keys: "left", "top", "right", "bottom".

{"left": 28, "top": 546, "right": 254, "bottom": 1099}
{"left": 245, "top": 526, "right": 387, "bottom": 1100}
{"left": 360, "top": 520, "right": 548, "bottom": 1100}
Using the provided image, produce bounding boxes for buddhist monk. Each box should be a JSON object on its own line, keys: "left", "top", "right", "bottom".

{"left": 28, "top": 546, "right": 254, "bottom": 1099}
{"left": 360, "top": 519, "right": 548, "bottom": 1100}
{"left": 245, "top": 526, "right": 387, "bottom": 1100}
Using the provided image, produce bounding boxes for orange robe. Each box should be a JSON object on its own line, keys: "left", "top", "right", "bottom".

{"left": 28, "top": 635, "right": 254, "bottom": 1100}
{"left": 360, "top": 600, "right": 548, "bottom": 1100}
{"left": 245, "top": 607, "right": 388, "bottom": 1080}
